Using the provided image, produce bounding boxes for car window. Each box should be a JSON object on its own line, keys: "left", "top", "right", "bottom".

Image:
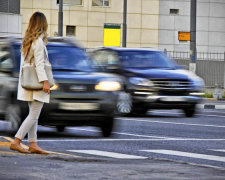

{"left": 92, "top": 50, "right": 119, "bottom": 66}
{"left": 47, "top": 46, "right": 92, "bottom": 72}
{"left": 119, "top": 51, "right": 177, "bottom": 69}
{"left": 0, "top": 45, "right": 13, "bottom": 70}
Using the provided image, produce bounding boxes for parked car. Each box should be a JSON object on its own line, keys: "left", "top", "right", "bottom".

{"left": 0, "top": 37, "right": 122, "bottom": 137}
{"left": 89, "top": 47, "right": 204, "bottom": 117}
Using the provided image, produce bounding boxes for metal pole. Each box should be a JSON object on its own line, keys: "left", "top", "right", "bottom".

{"left": 122, "top": 0, "right": 127, "bottom": 47}
{"left": 58, "top": 0, "right": 63, "bottom": 36}
{"left": 190, "top": 0, "right": 197, "bottom": 73}
{"left": 223, "top": 52, "right": 225, "bottom": 89}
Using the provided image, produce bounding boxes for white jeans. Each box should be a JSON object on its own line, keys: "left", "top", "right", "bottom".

{"left": 15, "top": 101, "right": 44, "bottom": 142}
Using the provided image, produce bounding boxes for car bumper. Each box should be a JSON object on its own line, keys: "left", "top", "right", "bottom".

{"left": 39, "top": 92, "right": 118, "bottom": 126}
{"left": 133, "top": 95, "right": 203, "bottom": 109}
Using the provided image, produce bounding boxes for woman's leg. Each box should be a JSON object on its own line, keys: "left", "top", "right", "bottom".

{"left": 14, "top": 100, "right": 44, "bottom": 142}
{"left": 28, "top": 115, "right": 38, "bottom": 143}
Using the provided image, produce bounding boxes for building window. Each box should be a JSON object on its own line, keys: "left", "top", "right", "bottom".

{"left": 92, "top": 0, "right": 109, "bottom": 7}
{"left": 57, "top": 0, "right": 83, "bottom": 6}
{"left": 170, "top": 9, "right": 179, "bottom": 15}
{"left": 66, "top": 26, "right": 76, "bottom": 36}
{"left": 0, "top": 0, "right": 20, "bottom": 14}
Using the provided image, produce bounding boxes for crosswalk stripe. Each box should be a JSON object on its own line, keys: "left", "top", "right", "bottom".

{"left": 209, "top": 149, "right": 225, "bottom": 153}
{"left": 67, "top": 150, "right": 148, "bottom": 159}
{"left": 140, "top": 150, "right": 225, "bottom": 162}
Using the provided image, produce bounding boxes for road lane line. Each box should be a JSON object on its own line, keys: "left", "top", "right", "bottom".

{"left": 209, "top": 149, "right": 225, "bottom": 153}
{"left": 45, "top": 151, "right": 80, "bottom": 157}
{"left": 0, "top": 149, "right": 79, "bottom": 157}
{"left": 3, "top": 137, "right": 29, "bottom": 149}
{"left": 117, "top": 118, "right": 225, "bottom": 128}
{"left": 0, "top": 142, "right": 11, "bottom": 147}
{"left": 69, "top": 127, "right": 169, "bottom": 139}
{"left": 68, "top": 150, "right": 147, "bottom": 159}
{"left": 1, "top": 137, "right": 79, "bottom": 157}
{"left": 140, "top": 150, "right": 225, "bottom": 163}
{"left": 112, "top": 132, "right": 169, "bottom": 139}
{"left": 151, "top": 110, "right": 225, "bottom": 118}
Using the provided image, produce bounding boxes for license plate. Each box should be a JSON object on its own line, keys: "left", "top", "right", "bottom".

{"left": 59, "top": 103, "right": 99, "bottom": 111}
{"left": 160, "top": 97, "right": 186, "bottom": 102}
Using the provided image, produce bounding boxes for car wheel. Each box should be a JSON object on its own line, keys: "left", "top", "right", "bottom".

{"left": 183, "top": 105, "right": 196, "bottom": 117}
{"left": 100, "top": 117, "right": 114, "bottom": 137}
{"left": 116, "top": 92, "right": 132, "bottom": 115}
{"left": 56, "top": 126, "right": 65, "bottom": 132}
{"left": 5, "top": 103, "right": 23, "bottom": 133}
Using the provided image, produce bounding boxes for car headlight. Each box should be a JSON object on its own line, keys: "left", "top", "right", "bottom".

{"left": 192, "top": 77, "right": 205, "bottom": 91}
{"left": 95, "top": 81, "right": 121, "bottom": 91}
{"left": 129, "top": 77, "right": 154, "bottom": 87}
{"left": 50, "top": 84, "right": 59, "bottom": 91}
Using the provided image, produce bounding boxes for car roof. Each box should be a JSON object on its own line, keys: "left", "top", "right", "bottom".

{"left": 0, "top": 36, "right": 83, "bottom": 48}
{"left": 95, "top": 47, "right": 162, "bottom": 52}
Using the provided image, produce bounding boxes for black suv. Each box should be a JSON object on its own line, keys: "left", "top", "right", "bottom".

{"left": 90, "top": 47, "right": 204, "bottom": 117}
{"left": 0, "top": 37, "right": 122, "bottom": 137}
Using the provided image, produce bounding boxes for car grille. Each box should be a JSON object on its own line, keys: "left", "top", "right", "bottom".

{"left": 152, "top": 79, "right": 192, "bottom": 90}
{"left": 60, "top": 83, "right": 95, "bottom": 93}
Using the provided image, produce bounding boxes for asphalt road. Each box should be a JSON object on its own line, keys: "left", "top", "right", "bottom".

{"left": 0, "top": 107, "right": 225, "bottom": 179}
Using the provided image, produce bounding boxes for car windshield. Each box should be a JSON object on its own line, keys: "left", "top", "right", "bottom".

{"left": 119, "top": 51, "right": 177, "bottom": 69}
{"left": 12, "top": 44, "right": 92, "bottom": 72}
{"left": 47, "top": 46, "right": 92, "bottom": 72}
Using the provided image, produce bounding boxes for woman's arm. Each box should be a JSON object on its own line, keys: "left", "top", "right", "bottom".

{"left": 33, "top": 37, "right": 50, "bottom": 93}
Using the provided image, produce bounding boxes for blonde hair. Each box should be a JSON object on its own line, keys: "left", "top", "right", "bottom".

{"left": 22, "top": 12, "right": 48, "bottom": 56}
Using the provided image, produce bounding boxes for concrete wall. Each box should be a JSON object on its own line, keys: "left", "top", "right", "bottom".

{"left": 158, "top": 0, "right": 225, "bottom": 53}
{"left": 0, "top": 13, "right": 22, "bottom": 37}
{"left": 20, "top": 0, "right": 160, "bottom": 48}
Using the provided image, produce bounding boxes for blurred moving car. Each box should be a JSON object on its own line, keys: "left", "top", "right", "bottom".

{"left": 90, "top": 47, "right": 204, "bottom": 117}
{"left": 0, "top": 37, "right": 122, "bottom": 137}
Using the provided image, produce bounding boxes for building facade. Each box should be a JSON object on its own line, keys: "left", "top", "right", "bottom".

{"left": 19, "top": 0, "right": 225, "bottom": 52}
{"left": 159, "top": 0, "right": 225, "bottom": 52}
{"left": 20, "top": 0, "right": 160, "bottom": 48}
{"left": 0, "top": 0, "right": 22, "bottom": 36}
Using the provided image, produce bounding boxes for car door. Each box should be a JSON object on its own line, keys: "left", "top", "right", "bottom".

{"left": 0, "top": 44, "right": 14, "bottom": 116}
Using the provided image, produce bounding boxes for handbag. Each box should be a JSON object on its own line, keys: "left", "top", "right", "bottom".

{"left": 21, "top": 46, "right": 55, "bottom": 90}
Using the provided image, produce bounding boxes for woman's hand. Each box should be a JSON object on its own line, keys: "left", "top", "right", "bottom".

{"left": 43, "top": 80, "right": 50, "bottom": 94}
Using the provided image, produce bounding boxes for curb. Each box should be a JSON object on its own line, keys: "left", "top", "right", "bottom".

{"left": 197, "top": 104, "right": 225, "bottom": 110}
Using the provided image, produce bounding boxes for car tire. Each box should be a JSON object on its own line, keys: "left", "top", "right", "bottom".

{"left": 5, "top": 103, "right": 23, "bottom": 133}
{"left": 183, "top": 105, "right": 196, "bottom": 117}
{"left": 100, "top": 117, "right": 114, "bottom": 137}
{"left": 56, "top": 126, "right": 65, "bottom": 132}
{"left": 116, "top": 92, "right": 132, "bottom": 115}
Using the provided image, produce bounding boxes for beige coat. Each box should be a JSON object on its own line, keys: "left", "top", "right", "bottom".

{"left": 17, "top": 36, "right": 51, "bottom": 103}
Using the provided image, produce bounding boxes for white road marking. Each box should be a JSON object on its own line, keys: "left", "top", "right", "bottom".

{"left": 69, "top": 127, "right": 170, "bottom": 139}
{"left": 32, "top": 138, "right": 225, "bottom": 142}
{"left": 140, "top": 150, "right": 225, "bottom": 163}
{"left": 151, "top": 110, "right": 225, "bottom": 118}
{"left": 209, "top": 149, "right": 225, "bottom": 153}
{"left": 117, "top": 118, "right": 225, "bottom": 128}
{"left": 67, "top": 150, "right": 148, "bottom": 159}
{"left": 112, "top": 132, "right": 169, "bottom": 139}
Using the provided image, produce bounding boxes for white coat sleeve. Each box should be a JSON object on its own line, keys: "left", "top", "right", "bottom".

{"left": 32, "top": 38, "right": 48, "bottom": 82}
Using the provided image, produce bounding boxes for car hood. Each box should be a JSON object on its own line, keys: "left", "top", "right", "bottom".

{"left": 124, "top": 68, "right": 198, "bottom": 80}
{"left": 53, "top": 71, "right": 120, "bottom": 83}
